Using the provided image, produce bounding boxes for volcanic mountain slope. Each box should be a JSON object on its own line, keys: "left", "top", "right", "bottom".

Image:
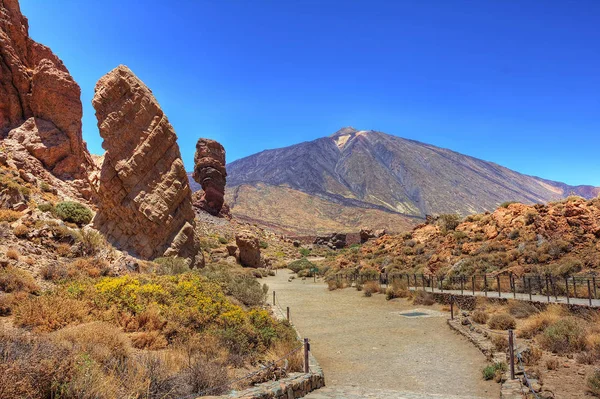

{"left": 221, "top": 127, "right": 599, "bottom": 234}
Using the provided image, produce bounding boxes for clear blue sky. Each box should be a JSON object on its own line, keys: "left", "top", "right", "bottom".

{"left": 21, "top": 0, "right": 600, "bottom": 186}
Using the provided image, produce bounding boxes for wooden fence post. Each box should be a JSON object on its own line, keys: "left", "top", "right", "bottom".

{"left": 573, "top": 277, "right": 577, "bottom": 299}
{"left": 528, "top": 277, "right": 532, "bottom": 301}
{"left": 472, "top": 275, "right": 475, "bottom": 295}
{"left": 287, "top": 307, "right": 290, "bottom": 322}
{"left": 565, "top": 277, "right": 570, "bottom": 305}
{"left": 460, "top": 276, "right": 464, "bottom": 295}
{"left": 588, "top": 279, "right": 593, "bottom": 306}
{"left": 484, "top": 275, "right": 488, "bottom": 297}
{"left": 508, "top": 330, "right": 515, "bottom": 380}
{"left": 545, "top": 276, "right": 550, "bottom": 303}
{"left": 512, "top": 274, "right": 516, "bottom": 299}
{"left": 450, "top": 295, "right": 454, "bottom": 320}
{"left": 497, "top": 276, "right": 501, "bottom": 298}
{"left": 304, "top": 338, "right": 310, "bottom": 373}
{"left": 594, "top": 276, "right": 597, "bottom": 299}
{"left": 273, "top": 291, "right": 276, "bottom": 306}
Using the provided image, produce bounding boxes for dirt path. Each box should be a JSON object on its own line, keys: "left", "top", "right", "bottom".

{"left": 265, "top": 271, "right": 499, "bottom": 398}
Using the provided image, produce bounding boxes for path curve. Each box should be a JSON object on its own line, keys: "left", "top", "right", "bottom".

{"left": 265, "top": 271, "right": 499, "bottom": 399}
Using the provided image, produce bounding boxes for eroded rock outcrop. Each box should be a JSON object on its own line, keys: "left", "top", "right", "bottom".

{"left": 92, "top": 65, "right": 203, "bottom": 267}
{"left": 0, "top": 0, "right": 92, "bottom": 180}
{"left": 235, "top": 230, "right": 262, "bottom": 268}
{"left": 192, "top": 138, "right": 227, "bottom": 216}
{"left": 314, "top": 232, "right": 347, "bottom": 249}
{"left": 359, "top": 228, "right": 386, "bottom": 243}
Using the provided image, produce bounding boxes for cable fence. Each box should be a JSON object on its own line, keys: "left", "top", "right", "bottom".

{"left": 330, "top": 271, "right": 599, "bottom": 306}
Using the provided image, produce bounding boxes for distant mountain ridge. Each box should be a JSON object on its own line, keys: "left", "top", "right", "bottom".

{"left": 189, "top": 127, "right": 599, "bottom": 234}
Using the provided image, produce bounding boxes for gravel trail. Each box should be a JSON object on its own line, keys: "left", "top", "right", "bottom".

{"left": 265, "top": 271, "right": 499, "bottom": 398}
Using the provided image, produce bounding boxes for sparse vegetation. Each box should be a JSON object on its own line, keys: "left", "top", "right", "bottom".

{"left": 538, "top": 318, "right": 587, "bottom": 354}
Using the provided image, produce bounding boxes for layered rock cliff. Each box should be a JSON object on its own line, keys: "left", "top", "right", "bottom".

{"left": 0, "top": 0, "right": 92, "bottom": 181}
{"left": 92, "top": 65, "right": 203, "bottom": 267}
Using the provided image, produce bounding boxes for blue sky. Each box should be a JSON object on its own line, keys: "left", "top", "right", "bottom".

{"left": 21, "top": 0, "right": 600, "bottom": 186}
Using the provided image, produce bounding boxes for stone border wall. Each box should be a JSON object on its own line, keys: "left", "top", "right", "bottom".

{"left": 213, "top": 305, "right": 325, "bottom": 399}
{"left": 447, "top": 318, "right": 522, "bottom": 399}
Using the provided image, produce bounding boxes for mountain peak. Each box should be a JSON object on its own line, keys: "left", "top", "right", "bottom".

{"left": 330, "top": 126, "right": 358, "bottom": 137}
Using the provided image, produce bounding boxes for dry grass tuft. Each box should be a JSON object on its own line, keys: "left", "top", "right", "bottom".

{"left": 0, "top": 209, "right": 21, "bottom": 222}
{"left": 472, "top": 309, "right": 489, "bottom": 324}
{"left": 5, "top": 247, "right": 19, "bottom": 260}
{"left": 14, "top": 295, "right": 91, "bottom": 332}
{"left": 487, "top": 313, "right": 516, "bottom": 330}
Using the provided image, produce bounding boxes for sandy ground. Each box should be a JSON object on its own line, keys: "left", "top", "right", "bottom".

{"left": 265, "top": 271, "right": 499, "bottom": 398}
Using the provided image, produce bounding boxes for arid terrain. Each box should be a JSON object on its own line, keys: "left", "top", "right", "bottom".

{"left": 1, "top": 1, "right": 600, "bottom": 399}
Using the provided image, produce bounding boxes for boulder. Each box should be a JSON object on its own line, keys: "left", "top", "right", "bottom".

{"left": 0, "top": 0, "right": 93, "bottom": 179}
{"left": 91, "top": 65, "right": 203, "bottom": 268}
{"left": 236, "top": 230, "right": 262, "bottom": 268}
{"left": 192, "top": 138, "right": 227, "bottom": 216}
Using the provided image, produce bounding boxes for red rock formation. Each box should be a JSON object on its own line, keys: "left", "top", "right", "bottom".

{"left": 193, "top": 138, "right": 227, "bottom": 216}
{"left": 235, "top": 230, "right": 262, "bottom": 268}
{"left": 0, "top": 0, "right": 92, "bottom": 179}
{"left": 92, "top": 65, "right": 203, "bottom": 267}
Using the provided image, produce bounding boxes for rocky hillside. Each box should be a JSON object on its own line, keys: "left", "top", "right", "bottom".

{"left": 335, "top": 196, "right": 600, "bottom": 278}
{"left": 223, "top": 127, "right": 599, "bottom": 235}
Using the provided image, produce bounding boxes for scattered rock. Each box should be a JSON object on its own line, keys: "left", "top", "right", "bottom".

{"left": 91, "top": 65, "right": 202, "bottom": 267}
{"left": 192, "top": 138, "right": 227, "bottom": 216}
{"left": 314, "top": 232, "right": 347, "bottom": 249}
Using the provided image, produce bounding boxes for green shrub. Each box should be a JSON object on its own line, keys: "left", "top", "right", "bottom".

{"left": 218, "top": 236, "right": 228, "bottom": 245}
{"left": 487, "top": 314, "right": 516, "bottom": 330}
{"left": 500, "top": 201, "right": 518, "bottom": 208}
{"left": 539, "top": 318, "right": 587, "bottom": 354}
{"left": 438, "top": 214, "right": 461, "bottom": 233}
{"left": 39, "top": 181, "right": 51, "bottom": 192}
{"left": 54, "top": 201, "right": 93, "bottom": 226}
{"left": 259, "top": 241, "right": 269, "bottom": 249}
{"left": 299, "top": 248, "right": 310, "bottom": 257}
{"left": 288, "top": 258, "right": 316, "bottom": 274}
{"left": 482, "top": 363, "right": 507, "bottom": 381}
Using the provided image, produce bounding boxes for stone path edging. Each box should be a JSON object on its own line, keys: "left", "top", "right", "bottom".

{"left": 447, "top": 319, "right": 523, "bottom": 399}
